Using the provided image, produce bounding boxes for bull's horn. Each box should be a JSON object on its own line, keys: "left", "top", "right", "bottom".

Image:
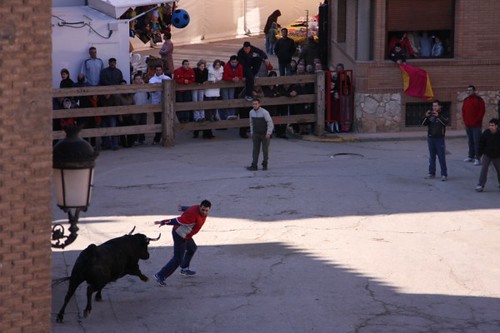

{"left": 148, "top": 234, "right": 161, "bottom": 241}
{"left": 128, "top": 226, "right": 136, "bottom": 235}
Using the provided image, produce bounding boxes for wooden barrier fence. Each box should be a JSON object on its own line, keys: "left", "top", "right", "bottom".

{"left": 52, "top": 71, "right": 326, "bottom": 147}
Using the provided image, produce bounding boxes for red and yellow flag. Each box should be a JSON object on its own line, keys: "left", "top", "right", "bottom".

{"left": 399, "top": 64, "right": 434, "bottom": 100}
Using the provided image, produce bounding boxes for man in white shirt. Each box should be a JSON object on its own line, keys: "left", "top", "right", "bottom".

{"left": 148, "top": 65, "right": 171, "bottom": 144}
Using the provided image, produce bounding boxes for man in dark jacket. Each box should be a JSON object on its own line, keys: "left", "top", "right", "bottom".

{"left": 237, "top": 41, "right": 270, "bottom": 102}
{"left": 475, "top": 118, "right": 500, "bottom": 192}
{"left": 422, "top": 100, "right": 448, "bottom": 181}
{"left": 274, "top": 28, "right": 296, "bottom": 76}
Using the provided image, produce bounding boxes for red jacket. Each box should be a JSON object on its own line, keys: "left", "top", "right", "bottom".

{"left": 174, "top": 205, "right": 207, "bottom": 240}
{"left": 222, "top": 62, "right": 243, "bottom": 81}
{"left": 462, "top": 95, "right": 485, "bottom": 127}
{"left": 173, "top": 66, "right": 195, "bottom": 85}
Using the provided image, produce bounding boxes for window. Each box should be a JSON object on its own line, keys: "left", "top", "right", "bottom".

{"left": 405, "top": 102, "right": 450, "bottom": 128}
{"left": 386, "top": 0, "right": 455, "bottom": 59}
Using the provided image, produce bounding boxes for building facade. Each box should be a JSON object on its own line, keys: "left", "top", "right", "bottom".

{"left": 328, "top": 0, "right": 500, "bottom": 133}
{"left": 0, "top": 1, "right": 53, "bottom": 332}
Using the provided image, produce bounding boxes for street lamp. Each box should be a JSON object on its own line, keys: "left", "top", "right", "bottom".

{"left": 52, "top": 126, "right": 98, "bottom": 248}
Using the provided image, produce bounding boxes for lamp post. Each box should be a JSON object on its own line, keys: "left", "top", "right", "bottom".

{"left": 52, "top": 126, "right": 98, "bottom": 248}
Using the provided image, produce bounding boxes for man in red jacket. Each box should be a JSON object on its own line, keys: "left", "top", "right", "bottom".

{"left": 154, "top": 200, "right": 212, "bottom": 286}
{"left": 462, "top": 85, "right": 486, "bottom": 165}
{"left": 174, "top": 59, "right": 195, "bottom": 123}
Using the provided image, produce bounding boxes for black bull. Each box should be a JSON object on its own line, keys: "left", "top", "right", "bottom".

{"left": 55, "top": 228, "right": 160, "bottom": 323}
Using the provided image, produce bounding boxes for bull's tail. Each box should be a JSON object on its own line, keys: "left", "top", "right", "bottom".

{"left": 52, "top": 277, "right": 70, "bottom": 287}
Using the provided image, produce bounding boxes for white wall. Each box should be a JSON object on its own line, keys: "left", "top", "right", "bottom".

{"left": 52, "top": 6, "right": 130, "bottom": 88}
{"left": 169, "top": 0, "right": 321, "bottom": 46}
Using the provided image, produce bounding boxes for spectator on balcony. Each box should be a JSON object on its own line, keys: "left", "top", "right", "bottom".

{"left": 431, "top": 36, "right": 444, "bottom": 57}
{"left": 389, "top": 42, "right": 406, "bottom": 64}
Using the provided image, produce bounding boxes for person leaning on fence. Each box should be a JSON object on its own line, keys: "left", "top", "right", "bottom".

{"left": 205, "top": 59, "right": 224, "bottom": 121}
{"left": 237, "top": 41, "right": 270, "bottom": 102}
{"left": 262, "top": 71, "right": 288, "bottom": 139}
{"left": 192, "top": 59, "right": 215, "bottom": 139}
{"left": 132, "top": 73, "right": 150, "bottom": 145}
{"left": 287, "top": 63, "right": 314, "bottom": 135}
{"left": 173, "top": 59, "right": 195, "bottom": 123}
{"left": 220, "top": 55, "right": 243, "bottom": 120}
{"left": 148, "top": 65, "right": 171, "bottom": 145}
{"left": 99, "top": 58, "right": 124, "bottom": 150}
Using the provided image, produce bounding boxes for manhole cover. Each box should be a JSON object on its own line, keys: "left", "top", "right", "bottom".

{"left": 331, "top": 153, "right": 364, "bottom": 159}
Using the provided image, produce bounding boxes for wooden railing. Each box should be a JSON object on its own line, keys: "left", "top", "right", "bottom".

{"left": 52, "top": 71, "right": 326, "bottom": 147}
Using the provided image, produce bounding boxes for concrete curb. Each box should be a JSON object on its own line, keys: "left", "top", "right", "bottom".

{"left": 299, "top": 130, "right": 467, "bottom": 143}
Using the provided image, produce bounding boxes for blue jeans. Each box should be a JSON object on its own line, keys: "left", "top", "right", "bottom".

{"left": 279, "top": 63, "right": 292, "bottom": 76}
{"left": 191, "top": 90, "right": 205, "bottom": 121}
{"left": 220, "top": 88, "right": 236, "bottom": 119}
{"left": 102, "top": 116, "right": 118, "bottom": 149}
{"left": 157, "top": 229, "right": 197, "bottom": 280}
{"left": 465, "top": 126, "right": 481, "bottom": 159}
{"left": 428, "top": 137, "right": 447, "bottom": 177}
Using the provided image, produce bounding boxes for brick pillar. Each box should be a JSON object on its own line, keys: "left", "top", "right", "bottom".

{"left": 0, "top": 1, "right": 53, "bottom": 332}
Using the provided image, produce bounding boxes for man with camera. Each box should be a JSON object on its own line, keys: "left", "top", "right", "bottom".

{"left": 422, "top": 100, "right": 448, "bottom": 181}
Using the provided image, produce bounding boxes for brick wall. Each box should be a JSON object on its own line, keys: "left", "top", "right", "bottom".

{"left": 329, "top": 0, "right": 500, "bottom": 132}
{"left": 0, "top": 1, "right": 53, "bottom": 332}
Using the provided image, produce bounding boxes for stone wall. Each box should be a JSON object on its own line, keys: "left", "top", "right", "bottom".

{"left": 354, "top": 91, "right": 500, "bottom": 133}
{"left": 354, "top": 93, "right": 403, "bottom": 133}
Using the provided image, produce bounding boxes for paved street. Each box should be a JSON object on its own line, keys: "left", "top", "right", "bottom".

{"left": 51, "top": 130, "right": 500, "bottom": 332}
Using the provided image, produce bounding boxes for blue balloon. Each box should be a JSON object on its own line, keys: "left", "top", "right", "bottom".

{"left": 172, "top": 9, "right": 190, "bottom": 29}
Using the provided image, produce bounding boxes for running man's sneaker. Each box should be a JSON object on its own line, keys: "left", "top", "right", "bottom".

{"left": 154, "top": 273, "right": 167, "bottom": 286}
{"left": 425, "top": 174, "right": 435, "bottom": 179}
{"left": 475, "top": 185, "right": 484, "bottom": 192}
{"left": 473, "top": 159, "right": 481, "bottom": 166}
{"left": 441, "top": 176, "right": 448, "bottom": 181}
{"left": 180, "top": 268, "right": 196, "bottom": 276}
{"left": 463, "top": 157, "right": 473, "bottom": 162}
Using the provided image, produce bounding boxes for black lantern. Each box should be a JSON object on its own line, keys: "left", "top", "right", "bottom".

{"left": 52, "top": 126, "right": 98, "bottom": 248}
